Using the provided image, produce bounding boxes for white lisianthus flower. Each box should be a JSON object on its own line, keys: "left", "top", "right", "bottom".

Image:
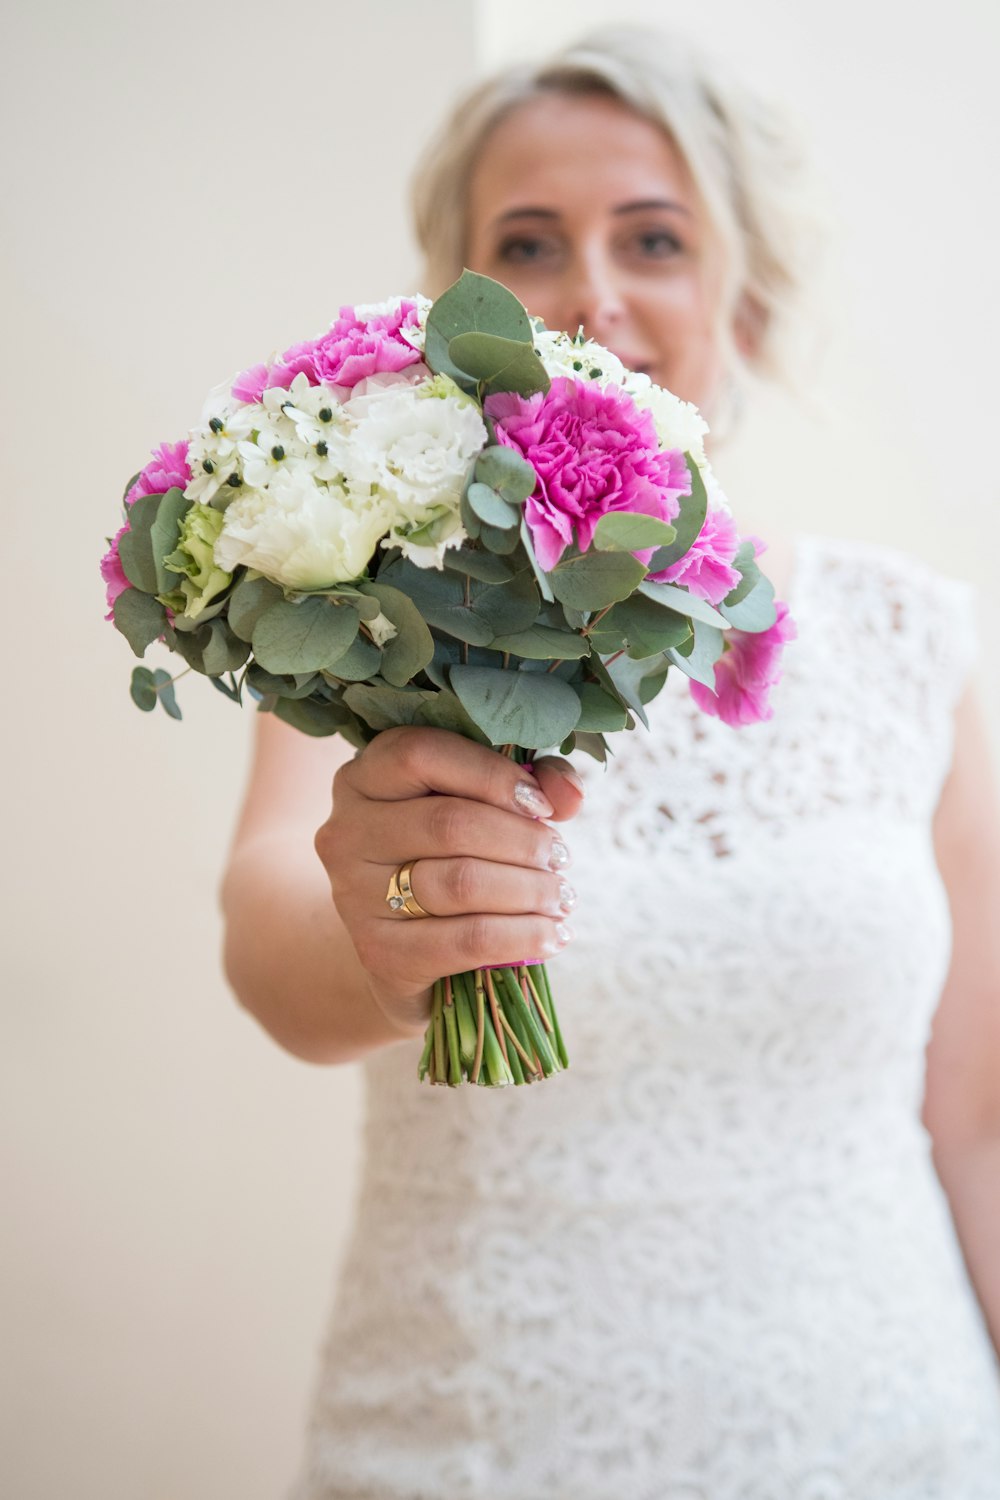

{"left": 343, "top": 379, "right": 487, "bottom": 565}
{"left": 368, "top": 611, "right": 398, "bottom": 647}
{"left": 214, "top": 467, "right": 390, "bottom": 590}
{"left": 623, "top": 372, "right": 709, "bottom": 466}
{"left": 386, "top": 506, "right": 468, "bottom": 570}
{"left": 533, "top": 328, "right": 628, "bottom": 388}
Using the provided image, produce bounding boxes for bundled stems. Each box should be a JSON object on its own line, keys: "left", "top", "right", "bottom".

{"left": 417, "top": 963, "right": 568, "bottom": 1087}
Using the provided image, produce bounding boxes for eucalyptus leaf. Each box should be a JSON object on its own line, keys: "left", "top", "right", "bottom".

{"left": 720, "top": 540, "right": 760, "bottom": 607}
{"left": 246, "top": 665, "right": 322, "bottom": 699}
{"left": 200, "top": 620, "right": 251, "bottom": 678}
{"left": 448, "top": 331, "right": 549, "bottom": 399}
{"left": 666, "top": 618, "right": 725, "bottom": 689}
{"left": 592, "top": 512, "right": 676, "bottom": 553}
{"left": 551, "top": 549, "right": 647, "bottom": 611}
{"left": 519, "top": 517, "right": 554, "bottom": 603}
{"left": 415, "top": 688, "right": 490, "bottom": 742}
{"left": 597, "top": 595, "right": 693, "bottom": 659}
{"left": 252, "top": 597, "right": 359, "bottom": 674}
{"left": 379, "top": 556, "right": 538, "bottom": 645}
{"left": 271, "top": 695, "right": 364, "bottom": 739}
{"left": 425, "top": 270, "right": 534, "bottom": 390}
{"left": 442, "top": 545, "right": 518, "bottom": 584}
{"left": 357, "top": 581, "right": 435, "bottom": 687}
{"left": 588, "top": 653, "right": 649, "bottom": 729}
{"left": 718, "top": 575, "right": 777, "bottom": 632}
{"left": 573, "top": 731, "right": 610, "bottom": 765}
{"left": 149, "top": 487, "right": 191, "bottom": 594}
{"left": 228, "top": 574, "right": 284, "bottom": 643}
{"left": 113, "top": 588, "right": 167, "bottom": 657}
{"left": 459, "top": 486, "right": 482, "bottom": 540}
{"left": 449, "top": 665, "right": 581, "bottom": 749}
{"left": 467, "top": 482, "right": 519, "bottom": 529}
{"left": 474, "top": 444, "right": 538, "bottom": 503}
{"left": 117, "top": 494, "right": 164, "bottom": 594}
{"left": 343, "top": 681, "right": 437, "bottom": 732}
{"left": 574, "top": 681, "right": 630, "bottom": 732}
{"left": 152, "top": 668, "right": 182, "bottom": 720}
{"left": 638, "top": 579, "right": 731, "bottom": 629}
{"left": 479, "top": 519, "right": 521, "bottom": 554}
{"left": 322, "top": 632, "right": 382, "bottom": 682}
{"left": 489, "top": 625, "right": 589, "bottom": 660}
{"left": 129, "top": 666, "right": 158, "bottom": 712}
{"left": 644, "top": 455, "right": 709, "bottom": 572}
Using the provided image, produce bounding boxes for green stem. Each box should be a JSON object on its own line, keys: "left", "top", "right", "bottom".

{"left": 443, "top": 978, "right": 462, "bottom": 1086}
{"left": 432, "top": 980, "right": 447, "bottom": 1085}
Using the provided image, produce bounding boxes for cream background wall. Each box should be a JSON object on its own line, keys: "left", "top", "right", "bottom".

{"left": 3, "top": 3, "right": 997, "bottom": 1498}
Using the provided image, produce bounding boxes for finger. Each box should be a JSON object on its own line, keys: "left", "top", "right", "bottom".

{"left": 354, "top": 910, "right": 574, "bottom": 990}
{"left": 342, "top": 726, "right": 555, "bottom": 820}
{"left": 390, "top": 856, "right": 576, "bottom": 920}
{"left": 530, "top": 757, "right": 586, "bottom": 823}
{"left": 357, "top": 795, "right": 572, "bottom": 874}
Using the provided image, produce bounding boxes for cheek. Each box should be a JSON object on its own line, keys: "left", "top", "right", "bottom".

{"left": 643, "top": 280, "right": 726, "bottom": 410}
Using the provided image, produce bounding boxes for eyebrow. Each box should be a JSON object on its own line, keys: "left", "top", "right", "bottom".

{"left": 492, "top": 198, "right": 692, "bottom": 226}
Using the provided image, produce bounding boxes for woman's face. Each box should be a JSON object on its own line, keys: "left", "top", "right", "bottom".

{"left": 465, "top": 91, "right": 735, "bottom": 416}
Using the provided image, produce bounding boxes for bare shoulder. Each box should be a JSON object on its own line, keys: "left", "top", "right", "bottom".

{"left": 231, "top": 712, "right": 358, "bottom": 847}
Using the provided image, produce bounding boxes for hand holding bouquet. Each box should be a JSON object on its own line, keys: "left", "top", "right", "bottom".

{"left": 102, "top": 272, "right": 795, "bottom": 1087}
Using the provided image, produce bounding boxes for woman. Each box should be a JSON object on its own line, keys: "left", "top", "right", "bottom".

{"left": 222, "top": 27, "right": 1000, "bottom": 1498}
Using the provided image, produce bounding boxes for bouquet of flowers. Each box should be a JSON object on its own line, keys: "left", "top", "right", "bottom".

{"left": 102, "top": 271, "right": 795, "bottom": 1088}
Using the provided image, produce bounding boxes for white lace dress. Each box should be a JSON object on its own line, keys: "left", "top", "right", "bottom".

{"left": 289, "top": 533, "right": 1000, "bottom": 1500}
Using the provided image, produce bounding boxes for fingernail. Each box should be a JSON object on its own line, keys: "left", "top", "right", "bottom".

{"left": 514, "top": 780, "right": 554, "bottom": 818}
{"left": 555, "top": 922, "right": 573, "bottom": 946}
{"left": 548, "top": 837, "right": 570, "bottom": 871}
{"left": 560, "top": 768, "right": 585, "bottom": 796}
{"left": 558, "top": 880, "right": 577, "bottom": 913}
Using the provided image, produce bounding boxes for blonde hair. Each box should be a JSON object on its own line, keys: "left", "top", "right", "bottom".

{"left": 410, "top": 25, "right": 829, "bottom": 429}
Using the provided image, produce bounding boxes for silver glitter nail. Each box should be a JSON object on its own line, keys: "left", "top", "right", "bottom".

{"left": 514, "top": 780, "right": 552, "bottom": 817}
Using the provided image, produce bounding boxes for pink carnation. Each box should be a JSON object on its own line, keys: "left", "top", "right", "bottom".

{"left": 265, "top": 299, "right": 423, "bottom": 392}
{"left": 100, "top": 524, "right": 131, "bottom": 621}
{"left": 125, "top": 440, "right": 191, "bottom": 505}
{"left": 485, "top": 377, "right": 690, "bottom": 572}
{"left": 648, "top": 504, "right": 742, "bottom": 605}
{"left": 689, "top": 599, "right": 798, "bottom": 726}
{"left": 231, "top": 362, "right": 271, "bottom": 404}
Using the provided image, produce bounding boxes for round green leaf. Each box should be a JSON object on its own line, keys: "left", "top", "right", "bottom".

{"left": 718, "top": 576, "right": 777, "bottom": 632}
{"left": 638, "top": 579, "right": 731, "bottom": 629}
{"left": 358, "top": 581, "right": 435, "bottom": 687}
{"left": 252, "top": 597, "right": 359, "bottom": 674}
{"left": 467, "top": 482, "right": 519, "bottom": 529}
{"left": 449, "top": 665, "right": 582, "bottom": 749}
{"left": 592, "top": 513, "right": 676, "bottom": 552}
{"left": 113, "top": 588, "right": 167, "bottom": 658}
{"left": 129, "top": 666, "right": 157, "bottom": 712}
{"left": 474, "top": 445, "right": 538, "bottom": 503}
{"left": 644, "top": 455, "right": 709, "bottom": 572}
{"left": 574, "top": 682, "right": 630, "bottom": 732}
{"left": 228, "top": 575, "right": 285, "bottom": 642}
{"left": 550, "top": 550, "right": 647, "bottom": 611}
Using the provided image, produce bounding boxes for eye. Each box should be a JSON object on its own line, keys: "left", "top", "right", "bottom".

{"left": 496, "top": 234, "right": 560, "bottom": 266}
{"left": 631, "top": 228, "right": 683, "bottom": 259}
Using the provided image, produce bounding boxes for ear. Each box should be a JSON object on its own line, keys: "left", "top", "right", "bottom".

{"left": 732, "top": 290, "right": 767, "bottom": 362}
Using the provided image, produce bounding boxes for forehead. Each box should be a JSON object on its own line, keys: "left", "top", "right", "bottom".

{"left": 467, "top": 92, "right": 697, "bottom": 225}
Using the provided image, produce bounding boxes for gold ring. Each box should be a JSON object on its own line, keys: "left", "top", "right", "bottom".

{"left": 385, "top": 859, "right": 431, "bottom": 918}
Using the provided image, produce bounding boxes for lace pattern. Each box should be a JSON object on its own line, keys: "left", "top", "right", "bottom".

{"left": 289, "top": 534, "right": 1000, "bottom": 1500}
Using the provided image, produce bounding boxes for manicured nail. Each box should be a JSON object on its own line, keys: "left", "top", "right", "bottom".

{"left": 555, "top": 922, "right": 573, "bottom": 946}
{"left": 514, "top": 779, "right": 554, "bottom": 818}
{"left": 548, "top": 837, "right": 570, "bottom": 871}
{"left": 560, "top": 767, "right": 585, "bottom": 796}
{"left": 558, "top": 880, "right": 577, "bottom": 913}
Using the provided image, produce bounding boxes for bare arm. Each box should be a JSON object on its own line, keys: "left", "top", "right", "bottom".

{"left": 219, "top": 712, "right": 583, "bottom": 1067}
{"left": 925, "top": 675, "right": 1000, "bottom": 1356}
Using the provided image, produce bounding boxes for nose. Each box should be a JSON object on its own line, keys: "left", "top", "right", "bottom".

{"left": 562, "top": 248, "right": 628, "bottom": 341}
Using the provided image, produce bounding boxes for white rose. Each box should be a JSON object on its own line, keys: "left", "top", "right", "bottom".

{"left": 214, "top": 466, "right": 389, "bottom": 590}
